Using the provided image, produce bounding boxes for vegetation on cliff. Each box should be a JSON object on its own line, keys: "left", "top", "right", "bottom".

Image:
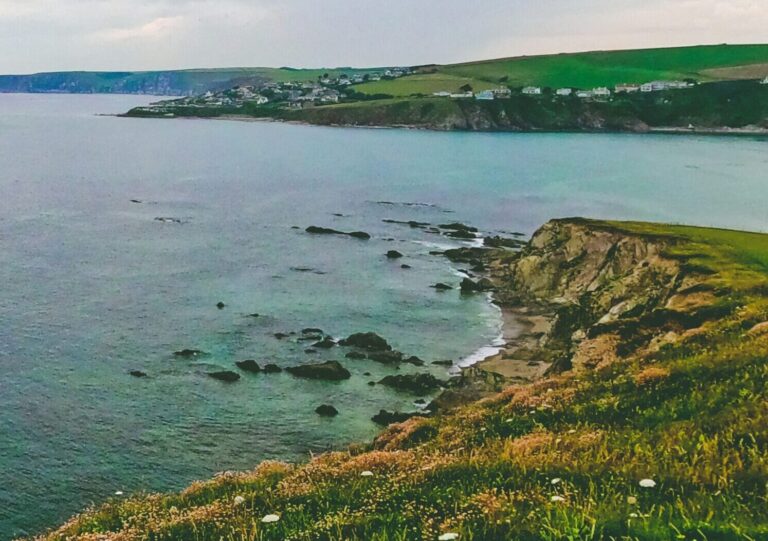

{"left": 26, "top": 219, "right": 768, "bottom": 541}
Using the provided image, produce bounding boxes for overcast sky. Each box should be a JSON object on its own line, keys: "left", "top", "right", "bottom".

{"left": 0, "top": 0, "right": 766, "bottom": 73}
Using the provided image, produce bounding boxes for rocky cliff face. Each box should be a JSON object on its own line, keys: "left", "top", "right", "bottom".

{"left": 491, "top": 219, "right": 717, "bottom": 373}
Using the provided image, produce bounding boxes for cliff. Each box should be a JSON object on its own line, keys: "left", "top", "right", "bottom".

{"left": 26, "top": 219, "right": 768, "bottom": 541}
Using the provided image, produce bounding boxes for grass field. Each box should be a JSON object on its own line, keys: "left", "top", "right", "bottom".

{"left": 352, "top": 44, "right": 768, "bottom": 97}
{"left": 352, "top": 73, "right": 497, "bottom": 96}
{"left": 27, "top": 219, "right": 768, "bottom": 541}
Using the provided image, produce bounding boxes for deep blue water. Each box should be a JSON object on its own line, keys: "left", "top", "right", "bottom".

{"left": 0, "top": 94, "right": 766, "bottom": 538}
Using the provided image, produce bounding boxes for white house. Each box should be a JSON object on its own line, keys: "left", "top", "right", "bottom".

{"left": 576, "top": 90, "right": 594, "bottom": 99}
{"left": 493, "top": 88, "right": 512, "bottom": 98}
{"left": 592, "top": 87, "right": 611, "bottom": 98}
{"left": 450, "top": 91, "right": 473, "bottom": 99}
{"left": 474, "top": 90, "right": 495, "bottom": 100}
{"left": 760, "top": 76, "right": 768, "bottom": 85}
{"left": 433, "top": 91, "right": 451, "bottom": 97}
{"left": 556, "top": 88, "right": 572, "bottom": 96}
{"left": 254, "top": 95, "right": 269, "bottom": 105}
{"left": 615, "top": 84, "right": 640, "bottom": 93}
{"left": 522, "top": 86, "right": 542, "bottom": 95}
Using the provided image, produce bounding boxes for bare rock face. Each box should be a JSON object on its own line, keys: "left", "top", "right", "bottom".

{"left": 490, "top": 219, "right": 715, "bottom": 374}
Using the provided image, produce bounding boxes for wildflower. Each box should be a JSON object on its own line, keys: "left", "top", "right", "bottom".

{"left": 639, "top": 479, "right": 657, "bottom": 488}
{"left": 234, "top": 496, "right": 245, "bottom": 506}
{"left": 550, "top": 495, "right": 565, "bottom": 502}
{"left": 438, "top": 534, "right": 460, "bottom": 541}
{"left": 360, "top": 470, "right": 374, "bottom": 477}
{"left": 261, "top": 514, "right": 280, "bottom": 523}
{"left": 551, "top": 478, "right": 562, "bottom": 485}
{"left": 627, "top": 496, "right": 637, "bottom": 505}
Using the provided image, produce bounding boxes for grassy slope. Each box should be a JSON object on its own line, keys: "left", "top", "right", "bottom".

{"left": 354, "top": 44, "right": 768, "bottom": 96}
{"left": 28, "top": 220, "right": 768, "bottom": 541}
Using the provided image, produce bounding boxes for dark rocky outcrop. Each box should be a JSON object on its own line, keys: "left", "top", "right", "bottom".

{"left": 312, "top": 337, "right": 336, "bottom": 349}
{"left": 286, "top": 361, "right": 351, "bottom": 381}
{"left": 339, "top": 332, "right": 391, "bottom": 351}
{"left": 484, "top": 236, "right": 526, "bottom": 249}
{"left": 371, "top": 410, "right": 426, "bottom": 426}
{"left": 302, "top": 328, "right": 324, "bottom": 335}
{"left": 262, "top": 364, "right": 283, "bottom": 373}
{"left": 401, "top": 264, "right": 412, "bottom": 269}
{"left": 367, "top": 350, "right": 404, "bottom": 364}
{"left": 431, "top": 283, "right": 453, "bottom": 291}
{"left": 216, "top": 302, "right": 226, "bottom": 309}
{"left": 306, "top": 226, "right": 371, "bottom": 240}
{"left": 386, "top": 250, "right": 404, "bottom": 259}
{"left": 315, "top": 404, "right": 339, "bottom": 417}
{"left": 173, "top": 349, "right": 206, "bottom": 358}
{"left": 404, "top": 356, "right": 425, "bottom": 366}
{"left": 460, "top": 277, "right": 495, "bottom": 293}
{"left": 208, "top": 371, "right": 241, "bottom": 382}
{"left": 378, "top": 373, "right": 444, "bottom": 394}
{"left": 345, "top": 351, "right": 367, "bottom": 360}
{"left": 235, "top": 360, "right": 261, "bottom": 373}
{"left": 129, "top": 370, "right": 147, "bottom": 378}
{"left": 382, "top": 219, "right": 430, "bottom": 228}
{"left": 431, "top": 360, "right": 453, "bottom": 366}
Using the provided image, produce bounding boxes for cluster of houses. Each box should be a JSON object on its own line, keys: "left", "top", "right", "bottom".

{"left": 429, "top": 79, "right": 700, "bottom": 102}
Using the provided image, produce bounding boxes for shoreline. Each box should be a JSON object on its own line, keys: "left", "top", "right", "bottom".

{"left": 118, "top": 113, "right": 768, "bottom": 137}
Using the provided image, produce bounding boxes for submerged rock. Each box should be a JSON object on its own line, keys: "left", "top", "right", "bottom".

{"left": 439, "top": 222, "right": 479, "bottom": 233}
{"left": 401, "top": 264, "right": 412, "bottom": 269}
{"left": 208, "top": 371, "right": 241, "bottom": 382}
{"left": 378, "top": 373, "right": 444, "bottom": 394}
{"left": 286, "top": 361, "right": 351, "bottom": 381}
{"left": 235, "top": 360, "right": 261, "bottom": 373}
{"left": 173, "top": 349, "right": 206, "bottom": 358}
{"left": 432, "top": 360, "right": 454, "bottom": 366}
{"left": 306, "top": 226, "right": 370, "bottom": 240}
{"left": 216, "top": 301, "right": 226, "bottom": 309}
{"left": 274, "top": 333, "right": 289, "bottom": 340}
{"left": 404, "top": 355, "right": 425, "bottom": 367}
{"left": 315, "top": 404, "right": 339, "bottom": 417}
{"left": 431, "top": 283, "right": 453, "bottom": 291}
{"left": 345, "top": 351, "right": 367, "bottom": 360}
{"left": 339, "top": 332, "right": 391, "bottom": 351}
{"left": 129, "top": 370, "right": 147, "bottom": 378}
{"left": 302, "top": 328, "right": 324, "bottom": 335}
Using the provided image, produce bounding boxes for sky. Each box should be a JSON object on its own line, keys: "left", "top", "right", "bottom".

{"left": 0, "top": 0, "right": 767, "bottom": 73}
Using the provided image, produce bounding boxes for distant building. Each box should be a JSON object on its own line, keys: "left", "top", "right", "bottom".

{"left": 762, "top": 76, "right": 768, "bottom": 85}
{"left": 556, "top": 88, "right": 572, "bottom": 96}
{"left": 254, "top": 95, "right": 269, "bottom": 105}
{"left": 433, "top": 91, "right": 451, "bottom": 97}
{"left": 576, "top": 90, "right": 594, "bottom": 99}
{"left": 474, "top": 90, "right": 495, "bottom": 100}
{"left": 615, "top": 83, "right": 640, "bottom": 93}
{"left": 592, "top": 87, "right": 611, "bottom": 98}
{"left": 492, "top": 88, "right": 512, "bottom": 98}
{"left": 640, "top": 80, "right": 693, "bottom": 92}
{"left": 522, "top": 86, "right": 542, "bottom": 95}
{"left": 449, "top": 91, "right": 473, "bottom": 98}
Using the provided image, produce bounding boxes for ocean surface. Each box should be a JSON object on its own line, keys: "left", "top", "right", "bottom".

{"left": 1, "top": 94, "right": 767, "bottom": 538}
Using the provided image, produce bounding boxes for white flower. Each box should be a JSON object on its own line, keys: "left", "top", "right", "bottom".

{"left": 261, "top": 514, "right": 280, "bottom": 523}
{"left": 361, "top": 470, "right": 374, "bottom": 477}
{"left": 627, "top": 496, "right": 637, "bottom": 505}
{"left": 551, "top": 478, "right": 562, "bottom": 485}
{"left": 629, "top": 512, "right": 639, "bottom": 518}
{"left": 550, "top": 495, "right": 565, "bottom": 502}
{"left": 234, "top": 496, "right": 245, "bottom": 506}
{"left": 438, "top": 534, "right": 460, "bottom": 541}
{"left": 639, "top": 479, "right": 657, "bottom": 488}
{"left": 114, "top": 491, "right": 124, "bottom": 496}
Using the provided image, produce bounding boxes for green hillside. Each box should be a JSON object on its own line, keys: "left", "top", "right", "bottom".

{"left": 354, "top": 44, "right": 768, "bottom": 96}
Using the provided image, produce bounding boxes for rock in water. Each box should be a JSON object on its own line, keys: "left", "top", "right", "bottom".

{"left": 235, "top": 360, "right": 261, "bottom": 373}
{"left": 345, "top": 351, "right": 367, "bottom": 359}
{"left": 174, "top": 349, "right": 205, "bottom": 358}
{"left": 404, "top": 356, "right": 425, "bottom": 366}
{"left": 367, "top": 350, "right": 404, "bottom": 364}
{"left": 315, "top": 404, "right": 339, "bottom": 417}
{"left": 129, "top": 370, "right": 147, "bottom": 378}
{"left": 286, "top": 361, "right": 351, "bottom": 381}
{"left": 216, "top": 301, "right": 226, "bottom": 309}
{"left": 338, "top": 332, "right": 392, "bottom": 351}
{"left": 305, "top": 226, "right": 370, "bottom": 240}
{"left": 431, "top": 283, "right": 453, "bottom": 291}
{"left": 312, "top": 337, "right": 336, "bottom": 349}
{"left": 386, "top": 250, "right": 404, "bottom": 259}
{"left": 262, "top": 364, "right": 283, "bottom": 373}
{"left": 460, "top": 277, "right": 495, "bottom": 293}
{"left": 208, "top": 371, "right": 241, "bottom": 382}
{"left": 378, "top": 373, "right": 444, "bottom": 394}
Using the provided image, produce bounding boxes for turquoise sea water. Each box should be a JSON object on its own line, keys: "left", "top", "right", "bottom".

{"left": 0, "top": 94, "right": 767, "bottom": 538}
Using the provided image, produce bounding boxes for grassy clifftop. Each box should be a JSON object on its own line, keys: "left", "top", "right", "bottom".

{"left": 27, "top": 219, "right": 768, "bottom": 541}
{"left": 357, "top": 44, "right": 768, "bottom": 96}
